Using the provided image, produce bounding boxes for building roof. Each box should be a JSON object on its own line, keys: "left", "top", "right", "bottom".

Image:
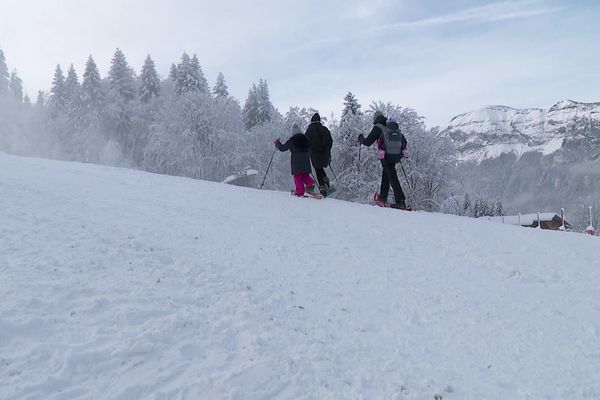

{"left": 487, "top": 213, "right": 562, "bottom": 226}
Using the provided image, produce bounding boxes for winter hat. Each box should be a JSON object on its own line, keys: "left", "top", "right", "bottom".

{"left": 291, "top": 123, "right": 302, "bottom": 135}
{"left": 373, "top": 111, "right": 384, "bottom": 123}
{"left": 387, "top": 120, "right": 400, "bottom": 130}
{"left": 311, "top": 113, "right": 321, "bottom": 123}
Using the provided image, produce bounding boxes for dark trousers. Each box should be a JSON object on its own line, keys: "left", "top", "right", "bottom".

{"left": 380, "top": 164, "right": 405, "bottom": 204}
{"left": 315, "top": 168, "right": 328, "bottom": 187}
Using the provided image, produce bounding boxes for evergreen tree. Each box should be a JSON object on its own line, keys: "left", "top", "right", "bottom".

{"left": 342, "top": 92, "right": 361, "bottom": 119}
{"left": 176, "top": 53, "right": 209, "bottom": 94}
{"left": 0, "top": 48, "right": 8, "bottom": 95}
{"left": 495, "top": 199, "right": 505, "bottom": 216}
{"left": 81, "top": 55, "right": 103, "bottom": 112}
{"left": 50, "top": 64, "right": 67, "bottom": 112}
{"left": 168, "top": 63, "right": 178, "bottom": 82}
{"left": 64, "top": 64, "right": 81, "bottom": 111}
{"left": 213, "top": 72, "right": 229, "bottom": 98}
{"left": 9, "top": 70, "right": 23, "bottom": 103}
{"left": 23, "top": 94, "right": 31, "bottom": 106}
{"left": 256, "top": 79, "right": 274, "bottom": 124}
{"left": 35, "top": 90, "right": 46, "bottom": 107}
{"left": 190, "top": 54, "right": 209, "bottom": 94}
{"left": 175, "top": 52, "right": 191, "bottom": 94}
{"left": 335, "top": 92, "right": 365, "bottom": 191}
{"left": 243, "top": 84, "right": 259, "bottom": 130}
{"left": 243, "top": 80, "right": 274, "bottom": 130}
{"left": 108, "top": 48, "right": 136, "bottom": 101}
{"left": 139, "top": 54, "right": 160, "bottom": 103}
{"left": 463, "top": 193, "right": 472, "bottom": 215}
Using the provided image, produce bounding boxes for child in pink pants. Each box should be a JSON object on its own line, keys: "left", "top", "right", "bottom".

{"left": 275, "top": 124, "right": 316, "bottom": 196}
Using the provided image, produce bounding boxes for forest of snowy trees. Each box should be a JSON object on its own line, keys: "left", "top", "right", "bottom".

{"left": 1, "top": 47, "right": 511, "bottom": 219}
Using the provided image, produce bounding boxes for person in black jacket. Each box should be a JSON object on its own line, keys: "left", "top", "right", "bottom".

{"left": 358, "top": 111, "right": 407, "bottom": 209}
{"left": 275, "top": 124, "right": 316, "bottom": 196}
{"left": 305, "top": 113, "right": 333, "bottom": 196}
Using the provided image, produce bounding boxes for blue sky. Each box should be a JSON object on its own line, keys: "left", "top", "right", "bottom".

{"left": 1, "top": 0, "right": 599, "bottom": 126}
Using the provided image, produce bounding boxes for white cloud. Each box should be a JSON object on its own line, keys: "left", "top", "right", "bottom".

{"left": 374, "top": 0, "right": 563, "bottom": 31}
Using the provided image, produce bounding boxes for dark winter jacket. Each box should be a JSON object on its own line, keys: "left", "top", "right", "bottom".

{"left": 361, "top": 115, "right": 404, "bottom": 166}
{"left": 276, "top": 133, "right": 312, "bottom": 175}
{"left": 305, "top": 116, "right": 333, "bottom": 169}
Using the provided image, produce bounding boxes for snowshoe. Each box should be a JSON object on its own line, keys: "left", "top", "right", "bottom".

{"left": 390, "top": 203, "right": 412, "bottom": 211}
{"left": 305, "top": 187, "right": 324, "bottom": 199}
{"left": 373, "top": 193, "right": 390, "bottom": 208}
{"left": 291, "top": 189, "right": 323, "bottom": 199}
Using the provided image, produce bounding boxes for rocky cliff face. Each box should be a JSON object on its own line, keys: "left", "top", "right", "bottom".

{"left": 443, "top": 100, "right": 600, "bottom": 163}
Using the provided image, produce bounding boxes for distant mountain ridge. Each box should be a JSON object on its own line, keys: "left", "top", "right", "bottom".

{"left": 443, "top": 100, "right": 600, "bottom": 163}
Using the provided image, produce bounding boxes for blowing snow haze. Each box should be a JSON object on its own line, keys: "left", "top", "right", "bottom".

{"left": 2, "top": 1, "right": 600, "bottom": 398}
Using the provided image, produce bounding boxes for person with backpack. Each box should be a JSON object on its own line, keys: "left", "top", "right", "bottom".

{"left": 358, "top": 111, "right": 409, "bottom": 209}
{"left": 305, "top": 113, "right": 334, "bottom": 196}
{"left": 274, "top": 124, "right": 318, "bottom": 197}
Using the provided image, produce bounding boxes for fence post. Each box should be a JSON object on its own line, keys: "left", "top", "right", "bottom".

{"left": 560, "top": 208, "right": 566, "bottom": 231}
{"left": 586, "top": 206, "right": 595, "bottom": 235}
{"left": 537, "top": 212, "right": 542, "bottom": 229}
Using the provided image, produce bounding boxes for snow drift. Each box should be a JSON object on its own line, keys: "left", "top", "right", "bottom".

{"left": 1, "top": 153, "right": 600, "bottom": 400}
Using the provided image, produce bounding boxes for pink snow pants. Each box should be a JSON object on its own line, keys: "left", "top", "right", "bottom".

{"left": 293, "top": 173, "right": 315, "bottom": 196}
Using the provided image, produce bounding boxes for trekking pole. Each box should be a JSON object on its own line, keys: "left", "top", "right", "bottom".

{"left": 329, "top": 162, "right": 339, "bottom": 183}
{"left": 357, "top": 144, "right": 362, "bottom": 188}
{"left": 259, "top": 148, "right": 276, "bottom": 189}
{"left": 399, "top": 159, "right": 416, "bottom": 207}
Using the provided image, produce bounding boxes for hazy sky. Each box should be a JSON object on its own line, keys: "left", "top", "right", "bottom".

{"left": 1, "top": 0, "right": 599, "bottom": 126}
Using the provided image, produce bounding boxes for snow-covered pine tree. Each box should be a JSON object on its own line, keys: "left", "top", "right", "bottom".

{"left": 49, "top": 64, "right": 67, "bottom": 114}
{"left": 35, "top": 90, "right": 45, "bottom": 107}
{"left": 81, "top": 56, "right": 103, "bottom": 113}
{"left": 243, "top": 84, "right": 259, "bottom": 130}
{"left": 213, "top": 72, "right": 229, "bottom": 98}
{"left": 256, "top": 79, "right": 274, "bottom": 125}
{"left": 175, "top": 53, "right": 191, "bottom": 94}
{"left": 139, "top": 55, "right": 160, "bottom": 103}
{"left": 331, "top": 92, "right": 368, "bottom": 200}
{"left": 190, "top": 54, "right": 209, "bottom": 94}
{"left": 108, "top": 48, "right": 136, "bottom": 102}
{"left": 0, "top": 48, "right": 8, "bottom": 95}
{"left": 73, "top": 55, "right": 105, "bottom": 161}
{"left": 495, "top": 199, "right": 505, "bottom": 216}
{"left": 342, "top": 92, "right": 361, "bottom": 118}
{"left": 64, "top": 64, "right": 81, "bottom": 113}
{"left": 168, "top": 63, "right": 178, "bottom": 82}
{"left": 9, "top": 71, "right": 23, "bottom": 103}
{"left": 463, "top": 193, "right": 472, "bottom": 216}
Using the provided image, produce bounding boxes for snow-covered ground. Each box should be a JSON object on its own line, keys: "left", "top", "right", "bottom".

{"left": 2, "top": 153, "right": 600, "bottom": 400}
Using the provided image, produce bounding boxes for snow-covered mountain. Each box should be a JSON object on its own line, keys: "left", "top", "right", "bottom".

{"left": 443, "top": 100, "right": 600, "bottom": 162}
{"left": 2, "top": 153, "right": 600, "bottom": 399}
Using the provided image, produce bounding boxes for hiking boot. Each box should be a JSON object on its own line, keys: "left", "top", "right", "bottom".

{"left": 374, "top": 193, "right": 387, "bottom": 203}
{"left": 390, "top": 200, "right": 407, "bottom": 209}
{"left": 306, "top": 185, "right": 316, "bottom": 193}
{"left": 319, "top": 184, "right": 328, "bottom": 197}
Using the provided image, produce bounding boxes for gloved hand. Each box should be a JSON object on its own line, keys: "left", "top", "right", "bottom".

{"left": 274, "top": 138, "right": 281, "bottom": 146}
{"left": 357, "top": 134, "right": 364, "bottom": 144}
{"left": 402, "top": 149, "right": 409, "bottom": 159}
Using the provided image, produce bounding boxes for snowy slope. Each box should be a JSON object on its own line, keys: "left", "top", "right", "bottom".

{"left": 2, "top": 153, "right": 600, "bottom": 400}
{"left": 444, "top": 100, "right": 600, "bottom": 162}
